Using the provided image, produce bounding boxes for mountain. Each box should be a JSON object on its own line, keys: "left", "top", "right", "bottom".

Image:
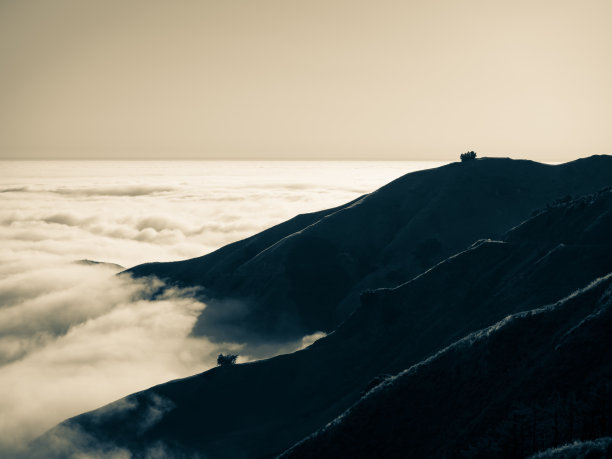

{"left": 32, "top": 171, "right": 612, "bottom": 458}
{"left": 127, "top": 156, "right": 612, "bottom": 344}
{"left": 76, "top": 259, "right": 125, "bottom": 271}
{"left": 282, "top": 268, "right": 612, "bottom": 458}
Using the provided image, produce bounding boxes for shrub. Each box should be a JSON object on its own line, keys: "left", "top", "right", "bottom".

{"left": 217, "top": 353, "right": 238, "bottom": 366}
{"left": 460, "top": 151, "right": 477, "bottom": 162}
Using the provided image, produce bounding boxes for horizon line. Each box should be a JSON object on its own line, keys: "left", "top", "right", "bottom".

{"left": 0, "top": 157, "right": 454, "bottom": 162}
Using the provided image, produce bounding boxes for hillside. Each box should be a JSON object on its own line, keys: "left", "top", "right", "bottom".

{"left": 281, "top": 273, "right": 612, "bottom": 458}
{"left": 32, "top": 179, "right": 612, "bottom": 458}
{"left": 127, "top": 156, "right": 612, "bottom": 344}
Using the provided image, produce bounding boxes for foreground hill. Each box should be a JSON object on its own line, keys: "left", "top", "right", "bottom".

{"left": 32, "top": 184, "right": 612, "bottom": 457}
{"left": 283, "top": 271, "right": 612, "bottom": 458}
{"left": 128, "top": 156, "right": 612, "bottom": 344}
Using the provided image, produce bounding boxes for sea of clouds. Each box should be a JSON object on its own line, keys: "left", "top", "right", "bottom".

{"left": 0, "top": 160, "right": 443, "bottom": 453}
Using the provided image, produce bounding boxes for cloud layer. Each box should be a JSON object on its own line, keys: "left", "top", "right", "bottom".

{"left": 0, "top": 160, "right": 442, "bottom": 453}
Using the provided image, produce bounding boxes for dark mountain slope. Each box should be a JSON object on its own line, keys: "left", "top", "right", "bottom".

{"left": 281, "top": 274, "right": 612, "bottom": 459}
{"left": 128, "top": 156, "right": 612, "bottom": 343}
{"left": 34, "top": 189, "right": 612, "bottom": 458}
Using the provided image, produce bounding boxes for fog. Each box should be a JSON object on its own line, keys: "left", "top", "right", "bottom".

{"left": 0, "top": 160, "right": 442, "bottom": 453}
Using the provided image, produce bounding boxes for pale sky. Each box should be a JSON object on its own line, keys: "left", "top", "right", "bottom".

{"left": 1, "top": 0, "right": 611, "bottom": 161}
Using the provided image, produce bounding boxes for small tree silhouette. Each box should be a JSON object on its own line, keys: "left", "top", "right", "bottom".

{"left": 217, "top": 353, "right": 238, "bottom": 366}
{"left": 460, "top": 151, "right": 477, "bottom": 162}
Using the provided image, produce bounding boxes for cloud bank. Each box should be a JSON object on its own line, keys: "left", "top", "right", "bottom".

{"left": 0, "top": 265, "right": 217, "bottom": 453}
{"left": 0, "top": 160, "right": 442, "bottom": 453}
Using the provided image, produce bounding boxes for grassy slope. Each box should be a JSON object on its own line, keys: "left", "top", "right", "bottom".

{"left": 281, "top": 273, "right": 612, "bottom": 458}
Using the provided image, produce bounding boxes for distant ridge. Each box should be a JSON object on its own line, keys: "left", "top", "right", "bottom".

{"left": 127, "top": 155, "right": 612, "bottom": 345}
{"left": 33, "top": 160, "right": 612, "bottom": 458}
{"left": 76, "top": 259, "right": 125, "bottom": 271}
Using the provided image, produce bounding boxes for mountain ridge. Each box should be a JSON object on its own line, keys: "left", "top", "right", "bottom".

{"left": 127, "top": 155, "right": 612, "bottom": 345}
{"left": 281, "top": 272, "right": 612, "bottom": 458}
{"left": 32, "top": 162, "right": 612, "bottom": 458}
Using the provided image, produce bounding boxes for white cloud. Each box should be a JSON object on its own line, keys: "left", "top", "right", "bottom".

{"left": 0, "top": 268, "right": 211, "bottom": 451}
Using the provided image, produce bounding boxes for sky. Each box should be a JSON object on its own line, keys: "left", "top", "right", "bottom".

{"left": 1, "top": 0, "right": 611, "bottom": 162}
{"left": 0, "top": 160, "right": 439, "bottom": 453}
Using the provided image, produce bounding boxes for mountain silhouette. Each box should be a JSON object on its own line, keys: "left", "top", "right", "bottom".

{"left": 127, "top": 156, "right": 612, "bottom": 345}
{"left": 282, "top": 271, "right": 612, "bottom": 458}
{"left": 76, "top": 259, "right": 125, "bottom": 271}
{"left": 31, "top": 159, "right": 612, "bottom": 458}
